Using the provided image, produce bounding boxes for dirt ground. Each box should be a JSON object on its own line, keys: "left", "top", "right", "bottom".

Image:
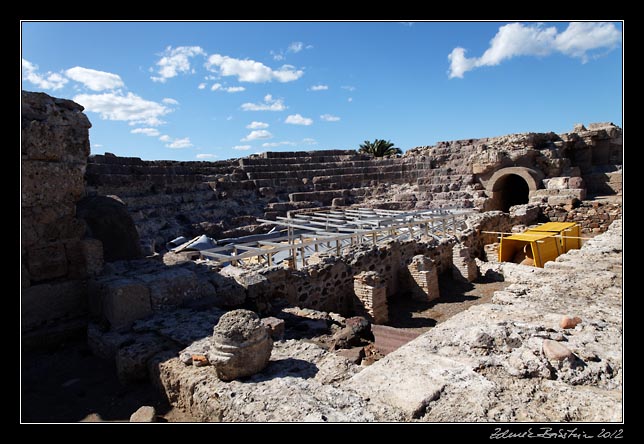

{"left": 21, "top": 276, "right": 506, "bottom": 423}
{"left": 387, "top": 275, "right": 508, "bottom": 334}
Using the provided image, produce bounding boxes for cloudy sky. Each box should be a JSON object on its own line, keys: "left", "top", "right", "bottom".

{"left": 22, "top": 21, "right": 622, "bottom": 161}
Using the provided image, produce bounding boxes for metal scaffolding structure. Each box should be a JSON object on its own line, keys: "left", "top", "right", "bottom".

{"left": 200, "top": 207, "right": 474, "bottom": 269}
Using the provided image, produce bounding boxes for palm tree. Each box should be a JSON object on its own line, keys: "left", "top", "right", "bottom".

{"left": 358, "top": 139, "right": 402, "bottom": 157}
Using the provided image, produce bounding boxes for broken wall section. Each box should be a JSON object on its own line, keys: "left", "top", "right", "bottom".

{"left": 21, "top": 91, "right": 100, "bottom": 342}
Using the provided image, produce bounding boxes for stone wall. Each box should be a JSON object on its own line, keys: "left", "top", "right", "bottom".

{"left": 21, "top": 91, "right": 98, "bottom": 339}
{"left": 85, "top": 151, "right": 430, "bottom": 251}
{"left": 85, "top": 123, "right": 621, "bottom": 251}
{"left": 539, "top": 200, "right": 622, "bottom": 234}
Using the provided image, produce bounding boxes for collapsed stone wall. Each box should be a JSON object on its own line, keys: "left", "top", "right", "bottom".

{"left": 538, "top": 199, "right": 622, "bottom": 234}
{"left": 86, "top": 123, "right": 621, "bottom": 251}
{"left": 21, "top": 91, "right": 101, "bottom": 340}
{"left": 149, "top": 218, "right": 622, "bottom": 422}
{"left": 404, "top": 122, "right": 622, "bottom": 211}
{"left": 233, "top": 236, "right": 455, "bottom": 315}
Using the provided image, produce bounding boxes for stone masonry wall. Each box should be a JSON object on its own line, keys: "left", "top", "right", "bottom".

{"left": 224, "top": 236, "right": 454, "bottom": 317}
{"left": 353, "top": 271, "right": 388, "bottom": 324}
{"left": 85, "top": 151, "right": 431, "bottom": 251}
{"left": 539, "top": 200, "right": 622, "bottom": 234}
{"left": 21, "top": 91, "right": 98, "bottom": 337}
{"left": 85, "top": 123, "right": 621, "bottom": 252}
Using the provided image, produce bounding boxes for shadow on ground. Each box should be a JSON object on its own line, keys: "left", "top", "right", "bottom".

{"left": 21, "top": 338, "right": 172, "bottom": 423}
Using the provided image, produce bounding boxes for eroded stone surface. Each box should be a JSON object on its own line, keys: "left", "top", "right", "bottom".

{"left": 151, "top": 220, "right": 622, "bottom": 422}
{"left": 349, "top": 219, "right": 622, "bottom": 422}
{"left": 208, "top": 310, "right": 273, "bottom": 381}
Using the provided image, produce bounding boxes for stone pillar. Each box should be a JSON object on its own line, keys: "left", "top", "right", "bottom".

{"left": 208, "top": 309, "right": 273, "bottom": 381}
{"left": 21, "top": 91, "right": 98, "bottom": 339}
{"left": 452, "top": 244, "right": 478, "bottom": 282}
{"left": 407, "top": 255, "right": 440, "bottom": 302}
{"left": 353, "top": 271, "right": 388, "bottom": 324}
{"left": 484, "top": 243, "right": 500, "bottom": 263}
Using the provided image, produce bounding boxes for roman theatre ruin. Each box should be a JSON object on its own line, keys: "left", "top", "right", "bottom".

{"left": 21, "top": 91, "right": 623, "bottom": 422}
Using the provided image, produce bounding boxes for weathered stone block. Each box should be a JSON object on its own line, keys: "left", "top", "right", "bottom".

{"left": 21, "top": 160, "right": 86, "bottom": 207}
{"left": 27, "top": 242, "right": 68, "bottom": 281}
{"left": 101, "top": 278, "right": 152, "bottom": 331}
{"left": 209, "top": 310, "right": 273, "bottom": 381}
{"left": 22, "top": 280, "right": 87, "bottom": 331}
{"left": 130, "top": 406, "right": 157, "bottom": 422}
{"left": 116, "top": 334, "right": 170, "bottom": 383}
{"left": 82, "top": 238, "right": 104, "bottom": 276}
{"left": 140, "top": 268, "right": 214, "bottom": 311}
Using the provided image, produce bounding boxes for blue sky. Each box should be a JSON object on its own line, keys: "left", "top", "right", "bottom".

{"left": 21, "top": 21, "right": 622, "bottom": 161}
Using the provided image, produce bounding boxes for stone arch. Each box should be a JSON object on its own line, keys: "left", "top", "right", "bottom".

{"left": 486, "top": 167, "right": 542, "bottom": 212}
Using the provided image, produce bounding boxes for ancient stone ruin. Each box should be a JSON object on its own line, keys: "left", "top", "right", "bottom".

{"left": 21, "top": 91, "right": 622, "bottom": 422}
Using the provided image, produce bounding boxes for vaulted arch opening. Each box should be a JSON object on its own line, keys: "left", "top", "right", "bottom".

{"left": 495, "top": 174, "right": 530, "bottom": 212}
{"left": 486, "top": 167, "right": 541, "bottom": 212}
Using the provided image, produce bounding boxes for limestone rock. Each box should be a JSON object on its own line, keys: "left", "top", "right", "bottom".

{"left": 208, "top": 309, "right": 273, "bottom": 381}
{"left": 130, "top": 406, "right": 156, "bottom": 422}
{"left": 542, "top": 339, "right": 574, "bottom": 362}
{"left": 331, "top": 316, "right": 372, "bottom": 350}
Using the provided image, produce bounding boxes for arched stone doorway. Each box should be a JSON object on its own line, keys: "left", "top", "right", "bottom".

{"left": 486, "top": 167, "right": 541, "bottom": 212}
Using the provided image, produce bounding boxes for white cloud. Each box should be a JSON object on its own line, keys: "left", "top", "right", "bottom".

{"left": 159, "top": 135, "right": 171, "bottom": 142}
{"left": 93, "top": 144, "right": 103, "bottom": 148}
{"left": 241, "top": 130, "right": 273, "bottom": 141}
{"left": 310, "top": 84, "right": 328, "bottom": 91}
{"left": 196, "top": 153, "right": 218, "bottom": 159}
{"left": 226, "top": 115, "right": 233, "bottom": 121}
{"left": 285, "top": 114, "right": 313, "bottom": 126}
{"left": 211, "top": 84, "right": 246, "bottom": 93}
{"left": 162, "top": 97, "right": 179, "bottom": 105}
{"left": 65, "top": 66, "right": 124, "bottom": 91}
{"left": 288, "top": 42, "right": 304, "bottom": 53}
{"left": 241, "top": 94, "right": 286, "bottom": 111}
{"left": 448, "top": 22, "right": 621, "bottom": 79}
{"left": 167, "top": 137, "right": 192, "bottom": 149}
{"left": 320, "top": 113, "right": 340, "bottom": 122}
{"left": 233, "top": 145, "right": 252, "bottom": 150}
{"left": 246, "top": 121, "right": 269, "bottom": 129}
{"left": 400, "top": 22, "right": 414, "bottom": 27}
{"left": 348, "top": 97, "right": 353, "bottom": 103}
{"left": 151, "top": 46, "right": 205, "bottom": 82}
{"left": 271, "top": 51, "right": 285, "bottom": 61}
{"left": 198, "top": 83, "right": 206, "bottom": 89}
{"left": 555, "top": 22, "right": 621, "bottom": 60}
{"left": 131, "top": 127, "right": 160, "bottom": 137}
{"left": 341, "top": 85, "right": 356, "bottom": 92}
{"left": 206, "top": 54, "right": 304, "bottom": 83}
{"left": 302, "top": 138, "right": 317, "bottom": 145}
{"left": 22, "top": 58, "right": 68, "bottom": 90}
{"left": 262, "top": 141, "right": 296, "bottom": 148}
{"left": 73, "top": 92, "right": 170, "bottom": 126}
